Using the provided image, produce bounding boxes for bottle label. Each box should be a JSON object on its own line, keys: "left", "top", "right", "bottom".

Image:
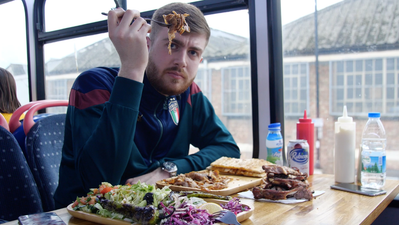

{"left": 289, "top": 148, "right": 309, "bottom": 164}
{"left": 267, "top": 147, "right": 282, "bottom": 164}
{"left": 361, "top": 154, "right": 386, "bottom": 174}
{"left": 266, "top": 139, "right": 283, "bottom": 165}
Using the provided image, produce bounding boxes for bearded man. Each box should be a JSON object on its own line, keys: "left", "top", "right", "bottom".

{"left": 54, "top": 2, "right": 240, "bottom": 208}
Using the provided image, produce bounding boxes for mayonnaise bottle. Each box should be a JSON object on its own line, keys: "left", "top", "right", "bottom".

{"left": 334, "top": 105, "right": 356, "bottom": 183}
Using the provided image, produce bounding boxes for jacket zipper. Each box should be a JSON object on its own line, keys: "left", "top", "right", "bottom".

{"left": 148, "top": 97, "right": 169, "bottom": 163}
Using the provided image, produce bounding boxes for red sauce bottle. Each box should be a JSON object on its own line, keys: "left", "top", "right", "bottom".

{"left": 296, "top": 110, "right": 315, "bottom": 175}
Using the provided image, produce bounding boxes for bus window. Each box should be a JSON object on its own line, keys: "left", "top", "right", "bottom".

{"left": 281, "top": 0, "right": 399, "bottom": 178}
{"left": 42, "top": 3, "right": 252, "bottom": 158}
{"left": 45, "top": 0, "right": 202, "bottom": 32}
{"left": 126, "top": 0, "right": 198, "bottom": 12}
{"left": 0, "top": 0, "right": 29, "bottom": 105}
{"left": 201, "top": 10, "right": 252, "bottom": 159}
{"left": 45, "top": 0, "right": 113, "bottom": 31}
{"left": 44, "top": 33, "right": 110, "bottom": 113}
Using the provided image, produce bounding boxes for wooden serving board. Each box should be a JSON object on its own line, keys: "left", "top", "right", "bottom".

{"left": 66, "top": 199, "right": 253, "bottom": 225}
{"left": 156, "top": 174, "right": 263, "bottom": 196}
{"left": 67, "top": 205, "right": 130, "bottom": 225}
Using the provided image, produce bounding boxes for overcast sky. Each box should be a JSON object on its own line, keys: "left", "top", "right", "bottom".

{"left": 0, "top": 0, "right": 342, "bottom": 68}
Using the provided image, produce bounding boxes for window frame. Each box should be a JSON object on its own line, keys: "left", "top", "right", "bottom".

{"left": 17, "top": 0, "right": 284, "bottom": 159}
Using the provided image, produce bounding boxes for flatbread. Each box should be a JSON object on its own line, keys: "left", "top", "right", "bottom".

{"left": 210, "top": 157, "right": 273, "bottom": 177}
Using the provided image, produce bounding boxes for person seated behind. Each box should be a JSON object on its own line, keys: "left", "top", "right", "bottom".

{"left": 54, "top": 2, "right": 240, "bottom": 208}
{"left": 0, "top": 67, "right": 24, "bottom": 123}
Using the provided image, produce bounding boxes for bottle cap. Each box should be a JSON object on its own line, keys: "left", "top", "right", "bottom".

{"left": 368, "top": 112, "right": 380, "bottom": 118}
{"left": 299, "top": 110, "right": 312, "bottom": 123}
{"left": 338, "top": 105, "right": 353, "bottom": 123}
{"left": 268, "top": 123, "right": 281, "bottom": 131}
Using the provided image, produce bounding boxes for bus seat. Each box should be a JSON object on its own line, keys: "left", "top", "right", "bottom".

{"left": 9, "top": 100, "right": 52, "bottom": 133}
{"left": 23, "top": 100, "right": 68, "bottom": 212}
{"left": 9, "top": 101, "right": 55, "bottom": 156}
{"left": 0, "top": 113, "right": 9, "bottom": 131}
{"left": 22, "top": 100, "right": 68, "bottom": 135}
{"left": 0, "top": 126, "right": 43, "bottom": 222}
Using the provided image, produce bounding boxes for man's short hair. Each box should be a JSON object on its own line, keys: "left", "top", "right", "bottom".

{"left": 150, "top": 2, "right": 210, "bottom": 44}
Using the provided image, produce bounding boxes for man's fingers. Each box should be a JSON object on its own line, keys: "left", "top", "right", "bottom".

{"left": 125, "top": 178, "right": 135, "bottom": 185}
{"left": 134, "top": 19, "right": 152, "bottom": 35}
{"left": 107, "top": 8, "right": 125, "bottom": 32}
{"left": 118, "top": 9, "right": 140, "bottom": 28}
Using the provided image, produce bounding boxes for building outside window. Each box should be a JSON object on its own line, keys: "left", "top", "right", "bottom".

{"left": 331, "top": 58, "right": 399, "bottom": 116}
{"left": 282, "top": 0, "right": 399, "bottom": 176}
{"left": 222, "top": 66, "right": 251, "bottom": 116}
{"left": 195, "top": 66, "right": 212, "bottom": 99}
{"left": 46, "top": 79, "right": 69, "bottom": 113}
{"left": 386, "top": 57, "right": 399, "bottom": 114}
{"left": 284, "top": 63, "right": 309, "bottom": 117}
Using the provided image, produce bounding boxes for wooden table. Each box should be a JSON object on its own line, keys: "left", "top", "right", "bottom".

{"left": 4, "top": 174, "right": 399, "bottom": 225}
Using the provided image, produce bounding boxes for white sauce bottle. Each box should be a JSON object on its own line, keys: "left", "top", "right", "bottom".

{"left": 334, "top": 105, "right": 356, "bottom": 183}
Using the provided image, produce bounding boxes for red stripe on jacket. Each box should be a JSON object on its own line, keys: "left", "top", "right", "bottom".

{"left": 187, "top": 82, "right": 201, "bottom": 106}
{"left": 69, "top": 89, "right": 110, "bottom": 109}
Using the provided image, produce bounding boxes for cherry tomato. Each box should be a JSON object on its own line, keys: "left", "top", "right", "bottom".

{"left": 79, "top": 197, "right": 88, "bottom": 205}
{"left": 99, "top": 184, "right": 114, "bottom": 194}
{"left": 72, "top": 200, "right": 79, "bottom": 208}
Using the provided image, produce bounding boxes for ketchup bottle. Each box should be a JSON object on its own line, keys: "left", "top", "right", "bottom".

{"left": 297, "top": 110, "right": 315, "bottom": 175}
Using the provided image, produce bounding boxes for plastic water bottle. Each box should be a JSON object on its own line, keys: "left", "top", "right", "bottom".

{"left": 266, "top": 123, "right": 283, "bottom": 165}
{"left": 360, "top": 112, "right": 386, "bottom": 190}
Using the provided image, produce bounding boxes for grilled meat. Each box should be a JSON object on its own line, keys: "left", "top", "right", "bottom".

{"left": 268, "top": 177, "right": 308, "bottom": 189}
{"left": 252, "top": 164, "right": 314, "bottom": 201}
{"left": 253, "top": 184, "right": 313, "bottom": 201}
{"left": 159, "top": 170, "right": 232, "bottom": 191}
{"left": 262, "top": 165, "right": 307, "bottom": 177}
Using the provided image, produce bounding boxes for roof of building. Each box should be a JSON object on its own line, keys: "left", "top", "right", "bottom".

{"left": 283, "top": 0, "right": 399, "bottom": 56}
{"left": 6, "top": 64, "right": 27, "bottom": 76}
{"left": 46, "top": 28, "right": 248, "bottom": 75}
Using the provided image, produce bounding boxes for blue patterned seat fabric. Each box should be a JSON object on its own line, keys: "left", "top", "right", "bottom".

{"left": 25, "top": 114, "right": 66, "bottom": 212}
{"left": 13, "top": 113, "right": 54, "bottom": 157}
{"left": 0, "top": 126, "right": 43, "bottom": 222}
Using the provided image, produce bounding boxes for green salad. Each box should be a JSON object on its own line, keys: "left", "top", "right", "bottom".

{"left": 72, "top": 182, "right": 249, "bottom": 225}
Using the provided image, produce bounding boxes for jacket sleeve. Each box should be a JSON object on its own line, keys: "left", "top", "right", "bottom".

{"left": 68, "top": 71, "right": 143, "bottom": 191}
{"left": 172, "top": 92, "right": 241, "bottom": 173}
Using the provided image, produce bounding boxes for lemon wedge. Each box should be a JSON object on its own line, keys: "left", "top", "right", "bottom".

{"left": 199, "top": 202, "right": 223, "bottom": 214}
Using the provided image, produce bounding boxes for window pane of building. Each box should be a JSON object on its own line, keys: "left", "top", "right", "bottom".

{"left": 331, "top": 59, "right": 398, "bottom": 115}
{"left": 283, "top": 63, "right": 309, "bottom": 116}
{"left": 222, "top": 66, "right": 251, "bottom": 115}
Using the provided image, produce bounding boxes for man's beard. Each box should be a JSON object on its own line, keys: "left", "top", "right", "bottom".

{"left": 146, "top": 56, "right": 195, "bottom": 96}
